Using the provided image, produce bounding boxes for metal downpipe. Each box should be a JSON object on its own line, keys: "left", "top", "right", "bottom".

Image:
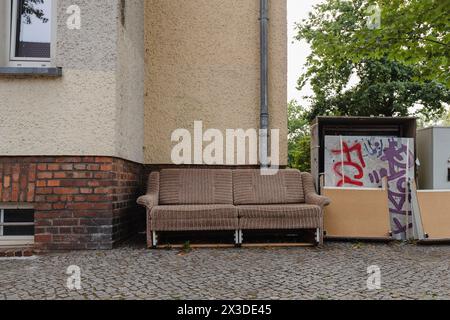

{"left": 259, "top": 0, "right": 269, "bottom": 168}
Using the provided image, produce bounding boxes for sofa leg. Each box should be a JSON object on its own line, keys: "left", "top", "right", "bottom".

{"left": 315, "top": 228, "right": 321, "bottom": 246}
{"left": 147, "top": 213, "right": 154, "bottom": 249}
{"left": 152, "top": 231, "right": 158, "bottom": 247}
{"left": 234, "top": 230, "right": 243, "bottom": 246}
{"left": 240, "top": 230, "right": 243, "bottom": 245}
{"left": 147, "top": 233, "right": 153, "bottom": 249}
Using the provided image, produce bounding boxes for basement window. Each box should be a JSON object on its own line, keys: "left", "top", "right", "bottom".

{"left": 6, "top": 0, "right": 55, "bottom": 67}
{"left": 0, "top": 208, "right": 35, "bottom": 246}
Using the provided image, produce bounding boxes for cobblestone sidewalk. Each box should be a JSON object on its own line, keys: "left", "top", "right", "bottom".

{"left": 1, "top": 242, "right": 449, "bottom": 300}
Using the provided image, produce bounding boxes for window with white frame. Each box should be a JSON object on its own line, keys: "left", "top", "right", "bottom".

{"left": 7, "top": 0, "right": 55, "bottom": 67}
{"left": 0, "top": 208, "right": 35, "bottom": 246}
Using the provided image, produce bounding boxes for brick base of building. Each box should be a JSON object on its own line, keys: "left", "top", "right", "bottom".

{"left": 0, "top": 156, "right": 144, "bottom": 251}
{"left": 0, "top": 247, "right": 34, "bottom": 257}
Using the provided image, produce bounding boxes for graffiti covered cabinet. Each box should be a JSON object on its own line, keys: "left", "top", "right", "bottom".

{"left": 324, "top": 136, "right": 415, "bottom": 239}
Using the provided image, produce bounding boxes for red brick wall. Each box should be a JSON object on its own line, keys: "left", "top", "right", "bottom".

{"left": 0, "top": 157, "right": 143, "bottom": 251}
{"left": 112, "top": 159, "right": 145, "bottom": 243}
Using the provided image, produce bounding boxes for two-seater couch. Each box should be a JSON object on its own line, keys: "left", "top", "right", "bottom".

{"left": 137, "top": 169, "right": 331, "bottom": 247}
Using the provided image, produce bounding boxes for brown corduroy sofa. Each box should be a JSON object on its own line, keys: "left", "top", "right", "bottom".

{"left": 137, "top": 169, "right": 330, "bottom": 247}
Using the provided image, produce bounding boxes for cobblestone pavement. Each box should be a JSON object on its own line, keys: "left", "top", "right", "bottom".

{"left": 1, "top": 241, "right": 449, "bottom": 300}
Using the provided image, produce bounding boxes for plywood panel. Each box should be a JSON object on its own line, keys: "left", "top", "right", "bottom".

{"left": 323, "top": 188, "right": 391, "bottom": 239}
{"left": 417, "top": 191, "right": 450, "bottom": 240}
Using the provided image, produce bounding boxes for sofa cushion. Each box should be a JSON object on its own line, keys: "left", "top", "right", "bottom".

{"left": 237, "top": 204, "right": 322, "bottom": 230}
{"left": 233, "top": 169, "right": 305, "bottom": 205}
{"left": 159, "top": 169, "right": 233, "bottom": 205}
{"left": 150, "top": 205, "right": 238, "bottom": 231}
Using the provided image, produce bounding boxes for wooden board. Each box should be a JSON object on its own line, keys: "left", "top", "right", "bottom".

{"left": 156, "top": 244, "right": 235, "bottom": 249}
{"left": 241, "top": 243, "right": 314, "bottom": 248}
{"left": 417, "top": 191, "right": 450, "bottom": 240}
{"left": 323, "top": 187, "right": 391, "bottom": 239}
{"left": 155, "top": 243, "right": 314, "bottom": 249}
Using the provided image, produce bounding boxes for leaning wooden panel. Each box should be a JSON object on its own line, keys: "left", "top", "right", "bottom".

{"left": 417, "top": 191, "right": 450, "bottom": 240}
{"left": 323, "top": 188, "right": 391, "bottom": 239}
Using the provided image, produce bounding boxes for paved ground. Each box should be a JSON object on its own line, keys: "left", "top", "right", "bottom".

{"left": 0, "top": 241, "right": 449, "bottom": 300}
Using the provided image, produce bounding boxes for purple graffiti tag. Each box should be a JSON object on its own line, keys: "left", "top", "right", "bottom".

{"left": 369, "top": 168, "right": 387, "bottom": 184}
{"left": 393, "top": 218, "right": 413, "bottom": 235}
{"left": 370, "top": 138, "right": 414, "bottom": 236}
{"left": 387, "top": 189, "right": 411, "bottom": 216}
{"left": 364, "top": 139, "right": 384, "bottom": 158}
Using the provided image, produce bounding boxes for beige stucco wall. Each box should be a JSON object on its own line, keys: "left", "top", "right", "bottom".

{"left": 0, "top": 69, "right": 117, "bottom": 156}
{"left": 144, "top": 0, "right": 288, "bottom": 165}
{"left": 115, "top": 0, "right": 145, "bottom": 162}
{"left": 1, "top": 0, "right": 287, "bottom": 165}
{"left": 0, "top": 0, "right": 144, "bottom": 163}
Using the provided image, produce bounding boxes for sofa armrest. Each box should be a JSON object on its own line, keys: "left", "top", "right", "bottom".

{"left": 137, "top": 171, "right": 160, "bottom": 210}
{"left": 137, "top": 194, "right": 158, "bottom": 209}
{"left": 301, "top": 172, "right": 331, "bottom": 209}
{"left": 305, "top": 193, "right": 331, "bottom": 209}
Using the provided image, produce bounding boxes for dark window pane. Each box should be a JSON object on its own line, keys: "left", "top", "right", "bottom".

{"left": 14, "top": 0, "right": 52, "bottom": 58}
{"left": 3, "top": 225, "right": 35, "bottom": 236}
{"left": 4, "top": 209, "right": 34, "bottom": 223}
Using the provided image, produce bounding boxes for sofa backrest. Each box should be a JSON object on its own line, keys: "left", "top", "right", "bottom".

{"left": 233, "top": 169, "right": 305, "bottom": 205}
{"left": 159, "top": 169, "right": 233, "bottom": 205}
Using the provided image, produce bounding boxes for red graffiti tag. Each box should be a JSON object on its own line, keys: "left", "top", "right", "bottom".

{"left": 332, "top": 142, "right": 366, "bottom": 187}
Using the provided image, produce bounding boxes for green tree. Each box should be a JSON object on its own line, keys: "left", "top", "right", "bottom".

{"left": 297, "top": 0, "right": 449, "bottom": 86}
{"left": 288, "top": 99, "right": 309, "bottom": 141}
{"left": 288, "top": 100, "right": 311, "bottom": 172}
{"left": 443, "top": 108, "right": 450, "bottom": 125}
{"left": 303, "top": 58, "right": 449, "bottom": 122}
{"left": 296, "top": 0, "right": 449, "bottom": 122}
{"left": 356, "top": 0, "right": 449, "bottom": 86}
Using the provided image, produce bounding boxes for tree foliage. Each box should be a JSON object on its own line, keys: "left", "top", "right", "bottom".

{"left": 360, "top": 0, "right": 449, "bottom": 85}
{"left": 21, "top": 0, "right": 49, "bottom": 24}
{"left": 304, "top": 58, "right": 449, "bottom": 122}
{"left": 297, "top": 0, "right": 449, "bottom": 86}
{"left": 295, "top": 0, "right": 449, "bottom": 122}
{"left": 288, "top": 100, "right": 311, "bottom": 172}
{"left": 443, "top": 108, "right": 450, "bottom": 125}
